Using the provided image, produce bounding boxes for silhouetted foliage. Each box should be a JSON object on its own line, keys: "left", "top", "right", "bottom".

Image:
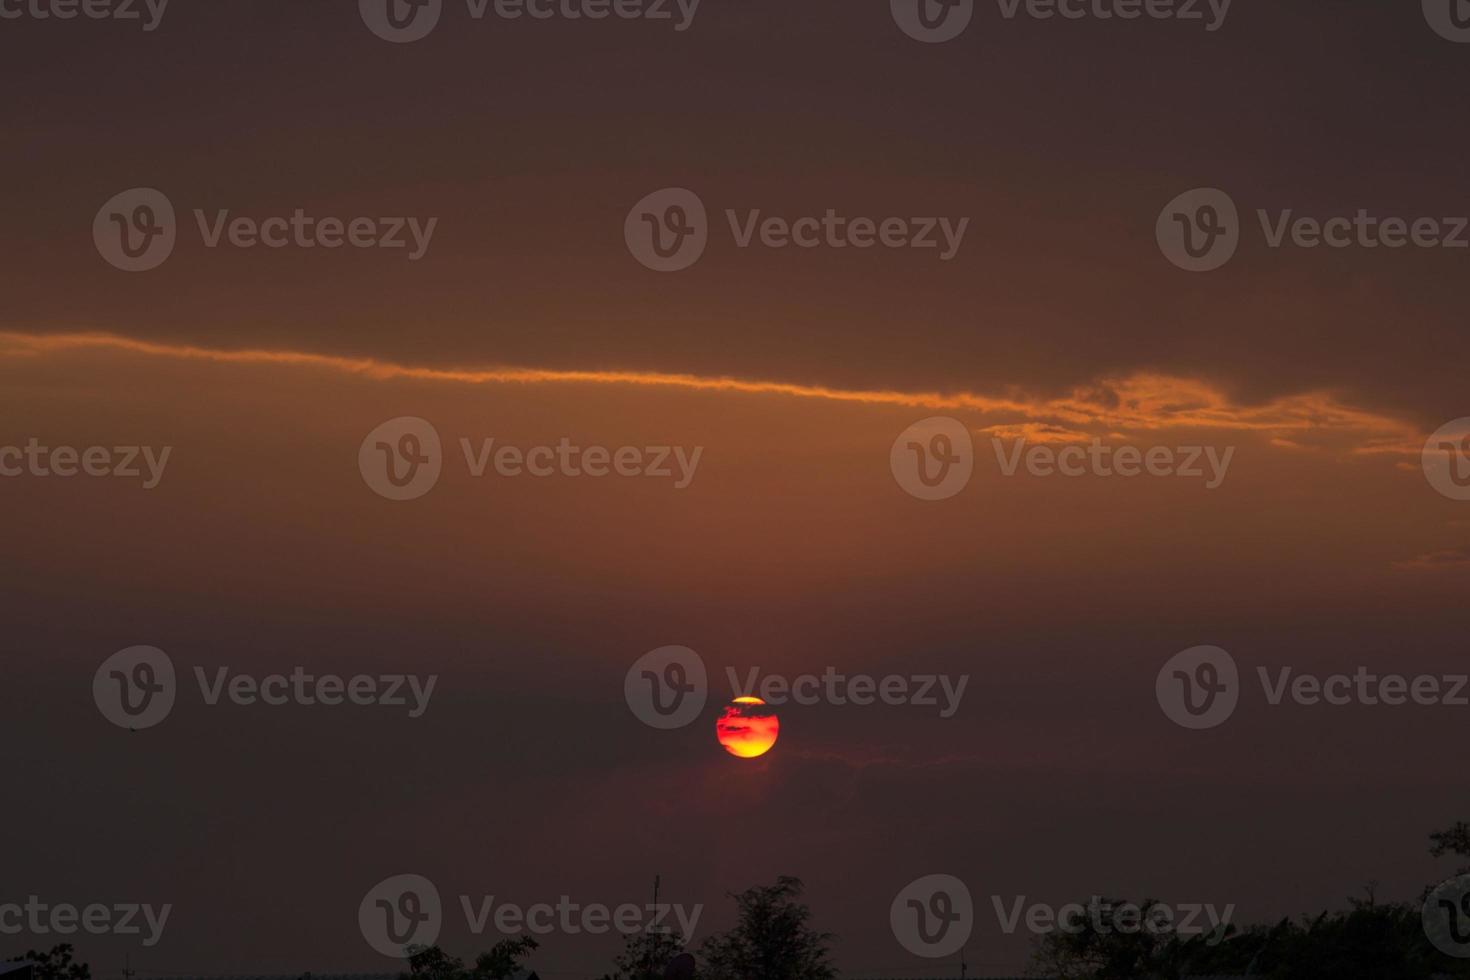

{"left": 7, "top": 945, "right": 90, "bottom": 980}
{"left": 1431, "top": 821, "right": 1470, "bottom": 878}
{"left": 600, "top": 929, "right": 688, "bottom": 980}
{"left": 699, "top": 876, "right": 834, "bottom": 980}
{"left": 401, "top": 939, "right": 539, "bottom": 980}
{"left": 1026, "top": 822, "right": 1470, "bottom": 979}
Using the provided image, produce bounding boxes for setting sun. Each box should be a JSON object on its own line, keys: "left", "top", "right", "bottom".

{"left": 716, "top": 696, "right": 780, "bottom": 759}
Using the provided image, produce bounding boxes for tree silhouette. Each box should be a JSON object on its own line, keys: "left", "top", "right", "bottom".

{"left": 1024, "top": 821, "right": 1470, "bottom": 979}
{"left": 401, "top": 939, "right": 539, "bottom": 980}
{"left": 601, "top": 929, "right": 687, "bottom": 980}
{"left": 6, "top": 946, "right": 89, "bottom": 980}
{"left": 698, "top": 876, "right": 834, "bottom": 980}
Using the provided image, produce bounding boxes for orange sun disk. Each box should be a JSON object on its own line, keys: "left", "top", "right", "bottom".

{"left": 716, "top": 696, "right": 780, "bottom": 759}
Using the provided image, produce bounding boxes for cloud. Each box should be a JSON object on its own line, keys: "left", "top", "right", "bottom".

{"left": 0, "top": 329, "right": 1424, "bottom": 458}
{"left": 1392, "top": 544, "right": 1470, "bottom": 573}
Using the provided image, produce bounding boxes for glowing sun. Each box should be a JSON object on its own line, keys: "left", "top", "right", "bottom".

{"left": 716, "top": 696, "right": 780, "bottom": 759}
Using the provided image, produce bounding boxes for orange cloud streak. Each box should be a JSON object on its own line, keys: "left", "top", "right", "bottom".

{"left": 0, "top": 330, "right": 1424, "bottom": 455}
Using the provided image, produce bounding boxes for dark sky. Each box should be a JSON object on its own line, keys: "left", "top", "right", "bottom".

{"left": 3, "top": 1, "right": 1470, "bottom": 977}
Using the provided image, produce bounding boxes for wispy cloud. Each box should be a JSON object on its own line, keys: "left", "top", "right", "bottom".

{"left": 1392, "top": 544, "right": 1470, "bottom": 573}
{"left": 0, "top": 330, "right": 1423, "bottom": 455}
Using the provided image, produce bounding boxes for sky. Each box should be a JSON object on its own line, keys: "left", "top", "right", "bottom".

{"left": 3, "top": 0, "right": 1470, "bottom": 977}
